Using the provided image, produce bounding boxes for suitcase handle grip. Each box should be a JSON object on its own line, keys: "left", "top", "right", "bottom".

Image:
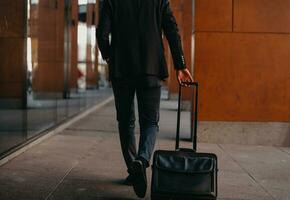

{"left": 175, "top": 82, "right": 198, "bottom": 151}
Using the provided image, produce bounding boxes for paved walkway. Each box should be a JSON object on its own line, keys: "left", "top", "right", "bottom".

{"left": 0, "top": 94, "right": 290, "bottom": 200}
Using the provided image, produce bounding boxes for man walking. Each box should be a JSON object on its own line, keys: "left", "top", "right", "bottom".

{"left": 97, "top": 0, "right": 193, "bottom": 198}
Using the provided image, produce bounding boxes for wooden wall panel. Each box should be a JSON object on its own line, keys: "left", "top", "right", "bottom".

{"left": 0, "top": 0, "right": 25, "bottom": 37}
{"left": 194, "top": 33, "right": 290, "bottom": 122}
{"left": 38, "top": 41, "right": 58, "bottom": 62}
{"left": 0, "top": 1, "right": 25, "bottom": 99}
{"left": 195, "top": 0, "right": 233, "bottom": 32}
{"left": 234, "top": 0, "right": 290, "bottom": 33}
{"left": 0, "top": 38, "right": 24, "bottom": 83}
{"left": 33, "top": 0, "right": 65, "bottom": 92}
{"left": 0, "top": 83, "right": 23, "bottom": 98}
{"left": 37, "top": 10, "right": 57, "bottom": 41}
{"left": 33, "top": 62, "right": 64, "bottom": 92}
{"left": 37, "top": 0, "right": 64, "bottom": 62}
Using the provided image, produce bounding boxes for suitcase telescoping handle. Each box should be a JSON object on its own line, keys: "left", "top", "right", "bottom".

{"left": 175, "top": 82, "right": 198, "bottom": 151}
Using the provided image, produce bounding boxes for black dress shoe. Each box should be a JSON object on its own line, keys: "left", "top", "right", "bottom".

{"left": 130, "top": 160, "right": 147, "bottom": 198}
{"left": 124, "top": 174, "right": 133, "bottom": 186}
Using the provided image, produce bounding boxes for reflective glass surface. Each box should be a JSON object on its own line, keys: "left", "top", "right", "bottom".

{"left": 0, "top": 108, "right": 25, "bottom": 155}
{"left": 27, "top": 1, "right": 57, "bottom": 138}
{"left": 0, "top": 1, "right": 28, "bottom": 154}
{"left": 0, "top": 0, "right": 109, "bottom": 157}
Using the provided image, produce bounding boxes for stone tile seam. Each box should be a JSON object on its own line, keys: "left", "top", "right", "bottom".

{"left": 0, "top": 166, "right": 63, "bottom": 177}
{"left": 65, "top": 128, "right": 117, "bottom": 134}
{"left": 217, "top": 144, "right": 277, "bottom": 200}
{"left": 276, "top": 147, "right": 290, "bottom": 156}
{"left": 44, "top": 137, "right": 107, "bottom": 199}
{"left": 44, "top": 160, "right": 80, "bottom": 200}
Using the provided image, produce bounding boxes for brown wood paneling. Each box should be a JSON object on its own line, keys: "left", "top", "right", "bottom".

{"left": 37, "top": 10, "right": 57, "bottom": 41}
{"left": 33, "top": 62, "right": 64, "bottom": 92}
{"left": 0, "top": 1, "right": 25, "bottom": 99}
{"left": 234, "top": 0, "right": 290, "bottom": 33}
{"left": 0, "top": 38, "right": 24, "bottom": 83}
{"left": 0, "top": 0, "right": 25, "bottom": 37}
{"left": 55, "top": 0, "right": 65, "bottom": 62}
{"left": 38, "top": 0, "right": 64, "bottom": 62}
{"left": 33, "top": 0, "right": 65, "bottom": 92}
{"left": 0, "top": 82, "right": 23, "bottom": 98}
{"left": 195, "top": 0, "right": 233, "bottom": 32}
{"left": 38, "top": 41, "right": 57, "bottom": 62}
{"left": 194, "top": 32, "right": 290, "bottom": 122}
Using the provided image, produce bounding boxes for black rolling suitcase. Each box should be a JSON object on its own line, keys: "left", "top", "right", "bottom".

{"left": 151, "top": 82, "right": 218, "bottom": 200}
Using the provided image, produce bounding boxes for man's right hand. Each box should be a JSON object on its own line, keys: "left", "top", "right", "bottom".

{"left": 176, "top": 68, "right": 194, "bottom": 86}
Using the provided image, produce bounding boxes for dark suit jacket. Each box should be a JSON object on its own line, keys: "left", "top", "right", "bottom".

{"left": 97, "top": 0, "right": 186, "bottom": 80}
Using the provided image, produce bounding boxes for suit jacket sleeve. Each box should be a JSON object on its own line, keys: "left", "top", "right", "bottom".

{"left": 161, "top": 0, "right": 186, "bottom": 70}
{"left": 96, "top": 0, "right": 112, "bottom": 60}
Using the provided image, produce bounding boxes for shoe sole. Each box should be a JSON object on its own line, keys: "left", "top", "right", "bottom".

{"left": 131, "top": 161, "right": 147, "bottom": 198}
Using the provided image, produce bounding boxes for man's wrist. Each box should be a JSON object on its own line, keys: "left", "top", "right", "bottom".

{"left": 176, "top": 68, "right": 187, "bottom": 72}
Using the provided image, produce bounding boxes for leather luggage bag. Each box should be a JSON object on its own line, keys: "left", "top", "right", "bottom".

{"left": 151, "top": 82, "right": 218, "bottom": 200}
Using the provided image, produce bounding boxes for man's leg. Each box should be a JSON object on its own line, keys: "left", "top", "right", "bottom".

{"left": 112, "top": 81, "right": 137, "bottom": 171}
{"left": 136, "top": 86, "right": 161, "bottom": 167}
{"left": 129, "top": 86, "right": 161, "bottom": 197}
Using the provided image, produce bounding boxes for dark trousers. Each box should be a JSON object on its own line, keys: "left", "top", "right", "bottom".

{"left": 112, "top": 78, "right": 161, "bottom": 170}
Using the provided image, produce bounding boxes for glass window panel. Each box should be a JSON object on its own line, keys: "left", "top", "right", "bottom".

{"left": 26, "top": 0, "right": 57, "bottom": 138}
{"left": 0, "top": 105, "right": 25, "bottom": 155}
{"left": 0, "top": 1, "right": 27, "bottom": 155}
{"left": 0, "top": 0, "right": 110, "bottom": 157}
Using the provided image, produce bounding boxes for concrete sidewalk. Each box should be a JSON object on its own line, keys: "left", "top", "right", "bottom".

{"left": 0, "top": 96, "right": 289, "bottom": 200}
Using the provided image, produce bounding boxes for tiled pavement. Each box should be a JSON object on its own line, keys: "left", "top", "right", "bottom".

{"left": 0, "top": 96, "right": 290, "bottom": 200}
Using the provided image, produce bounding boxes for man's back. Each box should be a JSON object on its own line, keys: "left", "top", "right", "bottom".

{"left": 97, "top": 0, "right": 185, "bottom": 79}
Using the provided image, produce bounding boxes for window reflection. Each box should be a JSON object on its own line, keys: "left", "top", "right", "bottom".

{"left": 26, "top": 0, "right": 57, "bottom": 138}
{"left": 0, "top": 0, "right": 110, "bottom": 157}
{"left": 77, "top": 5, "right": 87, "bottom": 90}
